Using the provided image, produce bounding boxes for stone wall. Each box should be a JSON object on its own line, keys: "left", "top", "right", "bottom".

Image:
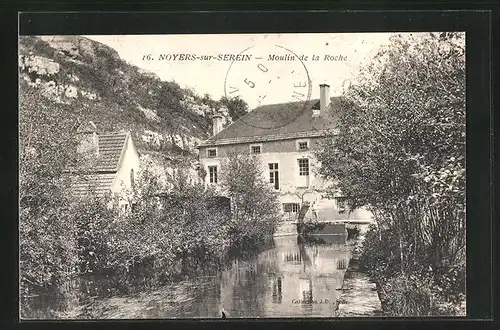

{"left": 334, "top": 258, "right": 382, "bottom": 317}
{"left": 334, "top": 237, "right": 383, "bottom": 317}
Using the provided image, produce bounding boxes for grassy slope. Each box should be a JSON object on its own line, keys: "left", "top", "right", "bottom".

{"left": 19, "top": 35, "right": 219, "bottom": 169}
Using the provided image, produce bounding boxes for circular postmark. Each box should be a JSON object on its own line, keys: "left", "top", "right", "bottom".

{"left": 224, "top": 44, "right": 312, "bottom": 129}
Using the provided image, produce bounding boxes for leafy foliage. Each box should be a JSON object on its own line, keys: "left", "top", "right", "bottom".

{"left": 219, "top": 96, "right": 249, "bottom": 122}
{"left": 359, "top": 225, "right": 466, "bottom": 316}
{"left": 220, "top": 154, "right": 281, "bottom": 247}
{"left": 315, "top": 32, "right": 466, "bottom": 315}
{"left": 381, "top": 275, "right": 434, "bottom": 316}
{"left": 18, "top": 36, "right": 254, "bottom": 317}
{"left": 53, "top": 147, "right": 281, "bottom": 306}
{"left": 19, "top": 80, "right": 80, "bottom": 315}
{"left": 72, "top": 195, "right": 118, "bottom": 276}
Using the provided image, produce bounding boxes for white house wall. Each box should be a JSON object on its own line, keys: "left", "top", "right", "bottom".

{"left": 111, "top": 135, "right": 141, "bottom": 203}
{"left": 199, "top": 137, "right": 374, "bottom": 221}
{"left": 200, "top": 138, "right": 326, "bottom": 196}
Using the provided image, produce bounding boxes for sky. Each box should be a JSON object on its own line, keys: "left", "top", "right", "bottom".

{"left": 87, "top": 33, "right": 396, "bottom": 109}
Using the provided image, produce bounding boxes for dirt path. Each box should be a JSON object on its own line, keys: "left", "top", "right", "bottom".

{"left": 334, "top": 259, "right": 383, "bottom": 317}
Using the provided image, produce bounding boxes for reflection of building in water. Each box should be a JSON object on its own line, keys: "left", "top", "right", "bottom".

{"left": 299, "top": 277, "right": 313, "bottom": 304}
{"left": 284, "top": 251, "right": 302, "bottom": 263}
{"left": 298, "top": 243, "right": 321, "bottom": 271}
{"left": 234, "top": 260, "right": 241, "bottom": 282}
{"left": 278, "top": 249, "right": 304, "bottom": 274}
{"left": 307, "top": 245, "right": 351, "bottom": 274}
{"left": 263, "top": 249, "right": 279, "bottom": 259}
{"left": 279, "top": 245, "right": 351, "bottom": 275}
{"left": 272, "top": 275, "right": 283, "bottom": 304}
{"left": 336, "top": 258, "right": 348, "bottom": 270}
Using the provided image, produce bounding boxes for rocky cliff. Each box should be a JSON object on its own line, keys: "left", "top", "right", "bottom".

{"left": 19, "top": 35, "right": 245, "bottom": 181}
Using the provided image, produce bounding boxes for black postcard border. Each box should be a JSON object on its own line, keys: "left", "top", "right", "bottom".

{"left": 2, "top": 8, "right": 494, "bottom": 330}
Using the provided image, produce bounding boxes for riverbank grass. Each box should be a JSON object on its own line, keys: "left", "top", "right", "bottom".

{"left": 358, "top": 226, "right": 466, "bottom": 316}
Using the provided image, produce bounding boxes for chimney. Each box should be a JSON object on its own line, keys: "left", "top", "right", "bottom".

{"left": 212, "top": 114, "right": 223, "bottom": 136}
{"left": 319, "top": 84, "right": 330, "bottom": 113}
{"left": 76, "top": 121, "right": 99, "bottom": 161}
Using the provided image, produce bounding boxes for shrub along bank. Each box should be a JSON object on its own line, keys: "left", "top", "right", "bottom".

{"left": 315, "top": 33, "right": 466, "bottom": 317}
{"left": 358, "top": 224, "right": 465, "bottom": 316}
{"left": 20, "top": 156, "right": 281, "bottom": 318}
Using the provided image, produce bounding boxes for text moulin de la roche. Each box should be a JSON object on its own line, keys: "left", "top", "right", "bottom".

{"left": 141, "top": 53, "right": 348, "bottom": 62}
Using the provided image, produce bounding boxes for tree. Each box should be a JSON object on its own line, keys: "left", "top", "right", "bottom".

{"left": 219, "top": 96, "right": 249, "bottom": 122}
{"left": 155, "top": 81, "right": 186, "bottom": 118}
{"left": 315, "top": 32, "right": 465, "bottom": 275}
{"left": 220, "top": 153, "right": 281, "bottom": 246}
{"left": 201, "top": 93, "right": 219, "bottom": 110}
{"left": 19, "top": 79, "right": 80, "bottom": 314}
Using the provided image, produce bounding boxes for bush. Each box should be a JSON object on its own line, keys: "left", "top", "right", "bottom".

{"left": 314, "top": 33, "right": 466, "bottom": 316}
{"left": 104, "top": 215, "right": 178, "bottom": 291}
{"left": 346, "top": 225, "right": 361, "bottom": 240}
{"left": 382, "top": 274, "right": 433, "bottom": 316}
{"left": 220, "top": 154, "right": 281, "bottom": 248}
{"left": 360, "top": 228, "right": 437, "bottom": 316}
{"left": 358, "top": 225, "right": 402, "bottom": 281}
{"left": 64, "top": 165, "right": 237, "bottom": 297}
{"left": 19, "top": 80, "right": 80, "bottom": 317}
{"left": 359, "top": 223, "right": 466, "bottom": 316}
{"left": 71, "top": 195, "right": 118, "bottom": 275}
{"left": 431, "top": 261, "right": 466, "bottom": 305}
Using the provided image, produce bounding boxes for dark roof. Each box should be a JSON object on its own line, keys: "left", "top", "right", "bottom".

{"left": 94, "top": 132, "right": 129, "bottom": 172}
{"left": 198, "top": 96, "right": 347, "bottom": 147}
{"left": 68, "top": 131, "right": 131, "bottom": 199}
{"left": 70, "top": 173, "right": 116, "bottom": 199}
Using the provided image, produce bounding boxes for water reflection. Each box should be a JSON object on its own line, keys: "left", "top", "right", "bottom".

{"left": 40, "top": 234, "right": 351, "bottom": 319}
{"left": 217, "top": 234, "right": 350, "bottom": 318}
{"left": 271, "top": 275, "right": 283, "bottom": 304}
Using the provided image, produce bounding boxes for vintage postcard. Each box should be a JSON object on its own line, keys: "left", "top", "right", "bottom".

{"left": 19, "top": 32, "right": 466, "bottom": 319}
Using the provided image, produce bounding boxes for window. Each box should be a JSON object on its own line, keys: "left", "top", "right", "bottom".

{"left": 298, "top": 158, "right": 309, "bottom": 176}
{"left": 250, "top": 144, "right": 262, "bottom": 154}
{"left": 298, "top": 141, "right": 309, "bottom": 151}
{"left": 208, "top": 166, "right": 218, "bottom": 184}
{"left": 207, "top": 148, "right": 217, "bottom": 158}
{"left": 336, "top": 197, "right": 347, "bottom": 212}
{"left": 269, "top": 163, "right": 279, "bottom": 190}
{"left": 283, "top": 203, "right": 300, "bottom": 213}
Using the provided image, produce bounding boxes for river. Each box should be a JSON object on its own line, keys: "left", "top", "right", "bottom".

{"left": 75, "top": 234, "right": 351, "bottom": 319}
